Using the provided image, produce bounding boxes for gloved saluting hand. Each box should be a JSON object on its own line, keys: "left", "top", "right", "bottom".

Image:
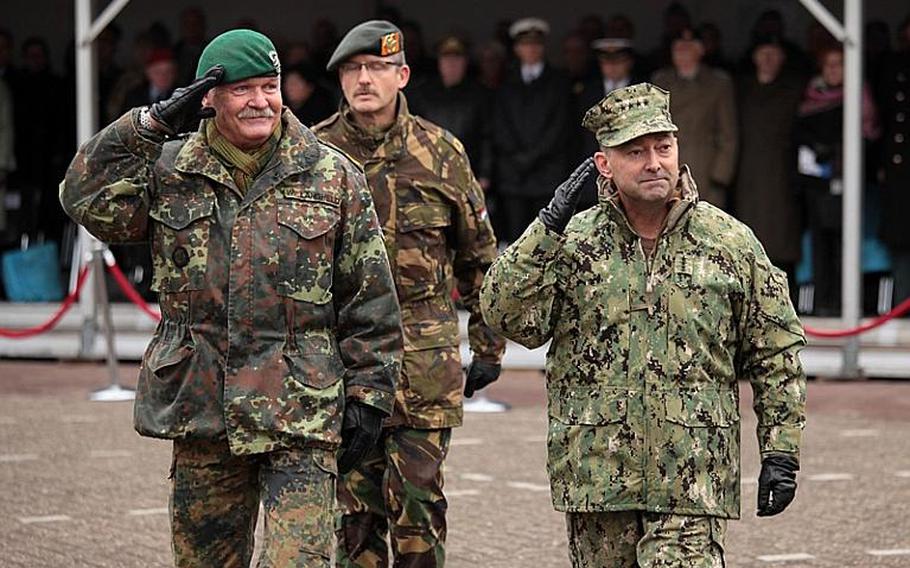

{"left": 463, "top": 360, "right": 502, "bottom": 398}
{"left": 337, "top": 401, "right": 384, "bottom": 475}
{"left": 538, "top": 157, "right": 597, "bottom": 234}
{"left": 148, "top": 65, "right": 225, "bottom": 135}
{"left": 757, "top": 453, "right": 799, "bottom": 516}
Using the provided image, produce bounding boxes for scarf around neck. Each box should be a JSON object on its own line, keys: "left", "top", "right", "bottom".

{"left": 205, "top": 118, "right": 282, "bottom": 193}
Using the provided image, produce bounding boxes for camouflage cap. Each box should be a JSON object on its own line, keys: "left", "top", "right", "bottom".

{"left": 327, "top": 20, "right": 404, "bottom": 71}
{"left": 582, "top": 82, "right": 678, "bottom": 148}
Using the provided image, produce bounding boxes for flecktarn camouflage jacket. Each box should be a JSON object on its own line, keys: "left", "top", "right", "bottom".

{"left": 61, "top": 109, "right": 403, "bottom": 455}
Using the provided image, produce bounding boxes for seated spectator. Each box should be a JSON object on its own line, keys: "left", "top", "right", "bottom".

{"left": 652, "top": 27, "right": 737, "bottom": 209}
{"left": 282, "top": 63, "right": 335, "bottom": 126}
{"left": 119, "top": 47, "right": 177, "bottom": 115}
{"left": 409, "top": 34, "right": 494, "bottom": 191}
{"left": 734, "top": 35, "right": 805, "bottom": 297}
{"left": 878, "top": 15, "right": 910, "bottom": 311}
{"left": 796, "top": 45, "right": 880, "bottom": 316}
{"left": 492, "top": 17, "right": 571, "bottom": 243}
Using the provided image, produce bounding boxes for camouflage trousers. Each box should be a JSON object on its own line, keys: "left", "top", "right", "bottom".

{"left": 336, "top": 427, "right": 452, "bottom": 568}
{"left": 170, "top": 438, "right": 336, "bottom": 567}
{"left": 565, "top": 511, "right": 727, "bottom": 568}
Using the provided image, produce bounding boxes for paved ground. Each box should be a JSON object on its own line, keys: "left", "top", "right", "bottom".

{"left": 1, "top": 361, "right": 909, "bottom": 567}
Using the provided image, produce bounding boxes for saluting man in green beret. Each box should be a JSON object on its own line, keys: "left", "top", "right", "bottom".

{"left": 61, "top": 28, "right": 404, "bottom": 566}
{"left": 313, "top": 20, "right": 506, "bottom": 567}
{"left": 481, "top": 83, "right": 807, "bottom": 567}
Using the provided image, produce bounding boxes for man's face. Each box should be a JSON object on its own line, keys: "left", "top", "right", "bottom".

{"left": 339, "top": 54, "right": 409, "bottom": 116}
{"left": 671, "top": 38, "right": 703, "bottom": 70}
{"left": 753, "top": 44, "right": 785, "bottom": 78}
{"left": 820, "top": 50, "right": 844, "bottom": 87}
{"left": 598, "top": 54, "right": 633, "bottom": 82}
{"left": 203, "top": 75, "right": 282, "bottom": 151}
{"left": 146, "top": 60, "right": 177, "bottom": 92}
{"left": 514, "top": 38, "right": 545, "bottom": 65}
{"left": 438, "top": 53, "right": 468, "bottom": 86}
{"left": 594, "top": 133, "right": 679, "bottom": 206}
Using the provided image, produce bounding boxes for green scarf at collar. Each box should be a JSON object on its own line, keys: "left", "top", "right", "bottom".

{"left": 205, "top": 118, "right": 282, "bottom": 193}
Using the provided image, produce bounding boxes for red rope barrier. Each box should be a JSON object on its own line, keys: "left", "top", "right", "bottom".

{"left": 803, "top": 297, "right": 910, "bottom": 338}
{"left": 0, "top": 266, "right": 91, "bottom": 338}
{"left": 104, "top": 259, "right": 161, "bottom": 322}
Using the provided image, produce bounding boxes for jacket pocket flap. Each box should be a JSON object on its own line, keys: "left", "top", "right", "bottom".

{"left": 665, "top": 389, "right": 739, "bottom": 427}
{"left": 278, "top": 200, "right": 340, "bottom": 239}
{"left": 549, "top": 390, "right": 628, "bottom": 425}
{"left": 283, "top": 332, "right": 345, "bottom": 388}
{"left": 399, "top": 203, "right": 450, "bottom": 233}
{"left": 150, "top": 195, "right": 214, "bottom": 230}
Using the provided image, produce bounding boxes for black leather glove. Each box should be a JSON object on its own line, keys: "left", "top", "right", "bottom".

{"left": 757, "top": 453, "right": 799, "bottom": 517}
{"left": 149, "top": 65, "right": 224, "bottom": 135}
{"left": 463, "top": 360, "right": 502, "bottom": 398}
{"left": 337, "top": 401, "right": 384, "bottom": 475}
{"left": 538, "top": 157, "right": 597, "bottom": 234}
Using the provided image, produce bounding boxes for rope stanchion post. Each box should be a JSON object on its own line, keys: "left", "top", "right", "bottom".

{"left": 88, "top": 246, "right": 134, "bottom": 402}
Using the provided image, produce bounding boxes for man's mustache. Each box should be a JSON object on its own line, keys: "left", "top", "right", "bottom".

{"left": 237, "top": 107, "right": 276, "bottom": 118}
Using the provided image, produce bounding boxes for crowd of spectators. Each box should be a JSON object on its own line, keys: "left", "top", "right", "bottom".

{"left": 0, "top": 4, "right": 908, "bottom": 316}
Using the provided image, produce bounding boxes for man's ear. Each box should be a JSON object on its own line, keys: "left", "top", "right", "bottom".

{"left": 594, "top": 150, "right": 612, "bottom": 180}
{"left": 201, "top": 89, "right": 214, "bottom": 108}
{"left": 397, "top": 64, "right": 411, "bottom": 90}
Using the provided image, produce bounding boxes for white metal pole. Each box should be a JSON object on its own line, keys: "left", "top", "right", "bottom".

{"left": 841, "top": 0, "right": 863, "bottom": 377}
{"left": 74, "top": 0, "right": 98, "bottom": 356}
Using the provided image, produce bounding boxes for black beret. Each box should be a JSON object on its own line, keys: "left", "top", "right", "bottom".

{"left": 327, "top": 20, "right": 404, "bottom": 71}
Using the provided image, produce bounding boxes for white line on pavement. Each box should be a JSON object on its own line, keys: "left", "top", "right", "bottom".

{"left": 506, "top": 481, "right": 550, "bottom": 492}
{"left": 450, "top": 438, "right": 483, "bottom": 446}
{"left": 89, "top": 450, "right": 134, "bottom": 458}
{"left": 127, "top": 508, "right": 169, "bottom": 516}
{"left": 895, "top": 471, "right": 910, "bottom": 478}
{"left": 460, "top": 473, "right": 494, "bottom": 482}
{"left": 867, "top": 549, "right": 910, "bottom": 556}
{"left": 60, "top": 415, "right": 98, "bottom": 423}
{"left": 446, "top": 489, "right": 481, "bottom": 497}
{"left": 0, "top": 454, "right": 39, "bottom": 463}
{"left": 19, "top": 515, "right": 72, "bottom": 524}
{"left": 756, "top": 553, "right": 816, "bottom": 562}
{"left": 807, "top": 473, "right": 855, "bottom": 482}
{"left": 840, "top": 429, "right": 880, "bottom": 437}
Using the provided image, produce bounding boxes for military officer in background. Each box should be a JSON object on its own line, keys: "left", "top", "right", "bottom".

{"left": 313, "top": 20, "right": 505, "bottom": 568}
{"left": 480, "top": 83, "right": 807, "bottom": 567}
{"left": 61, "top": 29, "right": 402, "bottom": 566}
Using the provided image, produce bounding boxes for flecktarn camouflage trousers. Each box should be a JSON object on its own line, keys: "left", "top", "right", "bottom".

{"left": 566, "top": 511, "right": 727, "bottom": 568}
{"left": 170, "top": 438, "right": 336, "bottom": 567}
{"left": 336, "top": 427, "right": 452, "bottom": 568}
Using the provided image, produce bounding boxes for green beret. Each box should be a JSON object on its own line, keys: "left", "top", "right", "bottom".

{"left": 582, "top": 83, "right": 678, "bottom": 148}
{"left": 196, "top": 29, "right": 281, "bottom": 83}
{"left": 327, "top": 20, "right": 404, "bottom": 71}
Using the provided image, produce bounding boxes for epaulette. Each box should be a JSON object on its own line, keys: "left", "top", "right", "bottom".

{"left": 414, "top": 115, "right": 466, "bottom": 155}
{"left": 312, "top": 112, "right": 342, "bottom": 132}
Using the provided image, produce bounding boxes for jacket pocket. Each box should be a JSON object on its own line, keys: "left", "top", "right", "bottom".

{"left": 548, "top": 389, "right": 628, "bottom": 425}
{"left": 283, "top": 330, "right": 345, "bottom": 389}
{"left": 136, "top": 322, "right": 196, "bottom": 435}
{"left": 277, "top": 197, "right": 340, "bottom": 304}
{"left": 149, "top": 194, "right": 214, "bottom": 292}
{"left": 397, "top": 201, "right": 451, "bottom": 303}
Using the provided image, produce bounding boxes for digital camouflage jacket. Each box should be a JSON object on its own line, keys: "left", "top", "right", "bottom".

{"left": 60, "top": 109, "right": 403, "bottom": 455}
{"left": 314, "top": 95, "right": 505, "bottom": 429}
{"left": 480, "top": 169, "right": 806, "bottom": 518}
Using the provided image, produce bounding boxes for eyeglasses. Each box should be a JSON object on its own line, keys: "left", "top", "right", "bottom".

{"left": 338, "top": 60, "right": 402, "bottom": 76}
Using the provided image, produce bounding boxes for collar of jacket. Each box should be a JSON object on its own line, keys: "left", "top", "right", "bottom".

{"left": 174, "top": 109, "right": 321, "bottom": 203}
{"left": 337, "top": 92, "right": 411, "bottom": 163}
{"left": 598, "top": 164, "right": 698, "bottom": 237}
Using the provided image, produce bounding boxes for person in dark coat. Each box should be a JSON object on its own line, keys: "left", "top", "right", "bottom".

{"left": 492, "top": 17, "right": 571, "bottom": 243}
{"left": 796, "top": 46, "right": 880, "bottom": 316}
{"left": 281, "top": 63, "right": 335, "bottom": 126}
{"left": 734, "top": 36, "right": 805, "bottom": 297}
{"left": 119, "top": 47, "right": 177, "bottom": 113}
{"left": 409, "top": 34, "right": 494, "bottom": 190}
{"left": 878, "top": 15, "right": 910, "bottom": 310}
